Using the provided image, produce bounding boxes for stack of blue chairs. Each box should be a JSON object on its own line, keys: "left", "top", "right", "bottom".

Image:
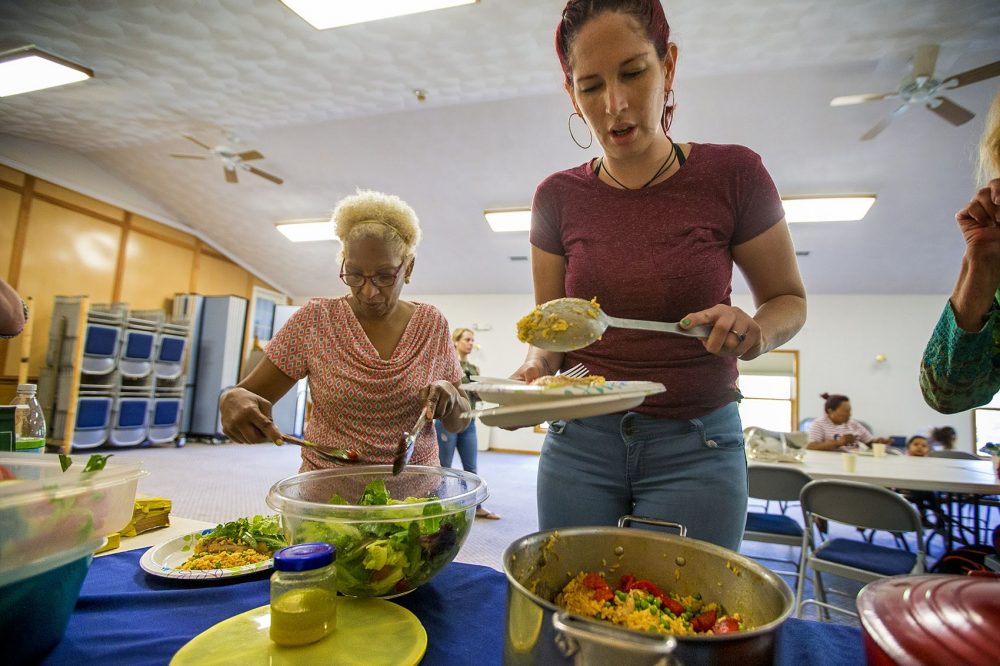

{"left": 39, "top": 299, "right": 192, "bottom": 450}
{"left": 149, "top": 320, "right": 189, "bottom": 446}
{"left": 40, "top": 300, "right": 129, "bottom": 450}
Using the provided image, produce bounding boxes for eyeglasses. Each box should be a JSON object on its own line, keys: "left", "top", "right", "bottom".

{"left": 339, "top": 261, "right": 405, "bottom": 288}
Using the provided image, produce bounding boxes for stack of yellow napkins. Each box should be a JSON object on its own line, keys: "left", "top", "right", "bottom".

{"left": 120, "top": 497, "right": 173, "bottom": 537}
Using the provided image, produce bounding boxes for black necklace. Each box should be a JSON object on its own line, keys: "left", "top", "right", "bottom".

{"left": 598, "top": 142, "right": 678, "bottom": 190}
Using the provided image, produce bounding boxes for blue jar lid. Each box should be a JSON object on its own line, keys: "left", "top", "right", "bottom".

{"left": 273, "top": 543, "right": 336, "bottom": 571}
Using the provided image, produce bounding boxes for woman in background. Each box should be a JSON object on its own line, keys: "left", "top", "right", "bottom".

{"left": 807, "top": 393, "right": 893, "bottom": 451}
{"left": 436, "top": 327, "right": 500, "bottom": 519}
{"left": 921, "top": 92, "right": 1000, "bottom": 413}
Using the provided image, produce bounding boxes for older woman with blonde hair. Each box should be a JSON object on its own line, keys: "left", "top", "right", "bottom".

{"left": 221, "top": 189, "right": 471, "bottom": 471}
{"left": 921, "top": 92, "right": 1000, "bottom": 413}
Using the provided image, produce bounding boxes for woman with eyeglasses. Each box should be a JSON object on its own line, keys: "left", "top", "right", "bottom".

{"left": 220, "top": 189, "right": 471, "bottom": 471}
{"left": 511, "top": 0, "right": 806, "bottom": 551}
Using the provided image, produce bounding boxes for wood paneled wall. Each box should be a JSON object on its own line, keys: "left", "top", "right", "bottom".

{"left": 0, "top": 164, "right": 284, "bottom": 403}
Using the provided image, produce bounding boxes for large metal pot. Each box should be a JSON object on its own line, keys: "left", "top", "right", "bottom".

{"left": 502, "top": 517, "right": 794, "bottom": 665}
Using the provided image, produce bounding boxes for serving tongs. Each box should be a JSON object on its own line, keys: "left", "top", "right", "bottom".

{"left": 279, "top": 433, "right": 362, "bottom": 464}
{"left": 393, "top": 410, "right": 429, "bottom": 476}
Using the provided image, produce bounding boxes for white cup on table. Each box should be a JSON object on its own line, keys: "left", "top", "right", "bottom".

{"left": 872, "top": 443, "right": 887, "bottom": 458}
{"left": 842, "top": 451, "right": 857, "bottom": 473}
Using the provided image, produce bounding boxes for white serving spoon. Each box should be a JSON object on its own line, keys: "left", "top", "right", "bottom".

{"left": 518, "top": 297, "right": 713, "bottom": 352}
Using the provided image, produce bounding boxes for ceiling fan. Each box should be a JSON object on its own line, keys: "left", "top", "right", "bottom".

{"left": 830, "top": 45, "right": 1000, "bottom": 141}
{"left": 170, "top": 134, "right": 284, "bottom": 185}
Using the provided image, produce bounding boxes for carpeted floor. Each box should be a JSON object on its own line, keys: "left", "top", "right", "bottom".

{"left": 105, "top": 440, "right": 954, "bottom": 627}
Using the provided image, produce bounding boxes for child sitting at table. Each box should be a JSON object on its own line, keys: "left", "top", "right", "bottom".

{"left": 906, "top": 435, "right": 930, "bottom": 457}
{"left": 899, "top": 435, "right": 940, "bottom": 528}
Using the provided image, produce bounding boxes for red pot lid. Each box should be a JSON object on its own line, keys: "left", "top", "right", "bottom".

{"left": 857, "top": 574, "right": 1000, "bottom": 665}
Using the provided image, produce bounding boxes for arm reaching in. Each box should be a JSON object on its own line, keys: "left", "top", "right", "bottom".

{"left": 920, "top": 180, "right": 1000, "bottom": 413}
{"left": 220, "top": 356, "right": 296, "bottom": 444}
{"left": 0, "top": 279, "right": 26, "bottom": 338}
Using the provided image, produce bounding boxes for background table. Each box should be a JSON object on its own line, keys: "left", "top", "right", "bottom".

{"left": 751, "top": 450, "right": 999, "bottom": 494}
{"left": 43, "top": 549, "right": 865, "bottom": 665}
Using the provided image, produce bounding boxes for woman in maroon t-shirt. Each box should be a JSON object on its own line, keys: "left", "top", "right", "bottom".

{"left": 513, "top": 0, "right": 807, "bottom": 551}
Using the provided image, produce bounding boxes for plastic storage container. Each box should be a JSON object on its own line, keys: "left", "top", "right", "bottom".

{"left": 1, "top": 536, "right": 105, "bottom": 664}
{"left": 10, "top": 383, "right": 46, "bottom": 453}
{"left": 0, "top": 453, "right": 145, "bottom": 575}
{"left": 270, "top": 543, "right": 338, "bottom": 646}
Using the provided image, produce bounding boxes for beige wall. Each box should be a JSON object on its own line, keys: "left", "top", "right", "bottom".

{"left": 0, "top": 166, "right": 284, "bottom": 403}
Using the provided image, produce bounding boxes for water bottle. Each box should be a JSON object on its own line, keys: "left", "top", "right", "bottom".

{"left": 10, "top": 383, "right": 46, "bottom": 453}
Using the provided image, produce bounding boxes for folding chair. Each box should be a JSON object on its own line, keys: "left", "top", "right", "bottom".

{"left": 796, "top": 479, "right": 924, "bottom": 620}
{"left": 743, "top": 465, "right": 812, "bottom": 579}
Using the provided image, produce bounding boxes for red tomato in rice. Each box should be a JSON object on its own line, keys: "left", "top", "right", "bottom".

{"left": 691, "top": 610, "right": 717, "bottom": 633}
{"left": 712, "top": 617, "right": 740, "bottom": 634}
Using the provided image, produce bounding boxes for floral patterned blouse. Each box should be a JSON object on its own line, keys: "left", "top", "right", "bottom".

{"left": 919, "top": 293, "right": 1000, "bottom": 414}
{"left": 266, "top": 297, "right": 461, "bottom": 471}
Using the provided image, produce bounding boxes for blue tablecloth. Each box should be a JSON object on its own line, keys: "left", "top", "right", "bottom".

{"left": 43, "top": 550, "right": 865, "bottom": 665}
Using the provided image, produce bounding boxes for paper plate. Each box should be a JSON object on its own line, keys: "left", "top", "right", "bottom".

{"left": 476, "top": 392, "right": 651, "bottom": 428}
{"left": 170, "top": 600, "right": 426, "bottom": 666}
{"left": 464, "top": 380, "right": 665, "bottom": 406}
{"left": 139, "top": 530, "right": 273, "bottom": 581}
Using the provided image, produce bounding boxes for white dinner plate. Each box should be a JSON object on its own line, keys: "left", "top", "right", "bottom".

{"left": 469, "top": 375, "right": 525, "bottom": 386}
{"left": 475, "top": 392, "right": 652, "bottom": 428}
{"left": 139, "top": 529, "right": 274, "bottom": 581}
{"left": 463, "top": 380, "right": 665, "bottom": 406}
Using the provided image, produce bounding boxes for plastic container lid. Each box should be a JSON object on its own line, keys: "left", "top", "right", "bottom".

{"left": 15, "top": 384, "right": 37, "bottom": 393}
{"left": 273, "top": 543, "right": 336, "bottom": 571}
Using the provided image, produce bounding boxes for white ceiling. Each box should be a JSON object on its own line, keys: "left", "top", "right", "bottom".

{"left": 1, "top": 0, "right": 999, "bottom": 298}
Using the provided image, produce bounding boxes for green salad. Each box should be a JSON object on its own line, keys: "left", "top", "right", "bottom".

{"left": 200, "top": 515, "right": 286, "bottom": 552}
{"left": 290, "top": 479, "right": 469, "bottom": 597}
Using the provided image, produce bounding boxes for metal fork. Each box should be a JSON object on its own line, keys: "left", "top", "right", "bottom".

{"left": 279, "top": 433, "right": 363, "bottom": 464}
{"left": 558, "top": 363, "right": 589, "bottom": 379}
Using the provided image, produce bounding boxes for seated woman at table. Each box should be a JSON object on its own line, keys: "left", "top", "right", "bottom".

{"left": 806, "top": 392, "right": 893, "bottom": 451}
{"left": 220, "top": 189, "right": 471, "bottom": 471}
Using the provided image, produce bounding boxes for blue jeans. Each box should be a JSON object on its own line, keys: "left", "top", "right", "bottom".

{"left": 435, "top": 420, "right": 478, "bottom": 474}
{"left": 537, "top": 402, "right": 748, "bottom": 551}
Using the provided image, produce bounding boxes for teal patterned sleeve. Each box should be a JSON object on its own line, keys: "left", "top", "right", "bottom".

{"left": 919, "top": 296, "right": 1000, "bottom": 413}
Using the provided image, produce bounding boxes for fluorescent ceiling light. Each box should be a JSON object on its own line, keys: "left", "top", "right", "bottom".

{"left": 781, "top": 196, "right": 876, "bottom": 223}
{"left": 281, "top": 0, "right": 477, "bottom": 30}
{"left": 276, "top": 219, "right": 335, "bottom": 242}
{"left": 0, "top": 45, "right": 93, "bottom": 97}
{"left": 485, "top": 209, "right": 531, "bottom": 233}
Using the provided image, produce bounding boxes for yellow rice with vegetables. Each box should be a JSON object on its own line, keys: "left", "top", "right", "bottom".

{"left": 556, "top": 572, "right": 745, "bottom": 636}
{"left": 178, "top": 546, "right": 270, "bottom": 570}
{"left": 516, "top": 297, "right": 601, "bottom": 344}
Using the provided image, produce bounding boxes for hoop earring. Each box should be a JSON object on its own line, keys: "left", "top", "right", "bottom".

{"left": 568, "top": 112, "right": 593, "bottom": 149}
{"left": 662, "top": 89, "right": 675, "bottom": 133}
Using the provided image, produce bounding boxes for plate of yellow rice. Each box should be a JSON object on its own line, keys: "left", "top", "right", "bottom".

{"left": 140, "top": 517, "right": 285, "bottom": 580}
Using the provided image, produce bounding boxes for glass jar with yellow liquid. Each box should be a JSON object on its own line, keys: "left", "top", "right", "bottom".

{"left": 270, "top": 543, "right": 338, "bottom": 646}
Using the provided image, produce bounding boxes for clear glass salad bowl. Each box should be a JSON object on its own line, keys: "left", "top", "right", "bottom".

{"left": 266, "top": 465, "right": 487, "bottom": 598}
